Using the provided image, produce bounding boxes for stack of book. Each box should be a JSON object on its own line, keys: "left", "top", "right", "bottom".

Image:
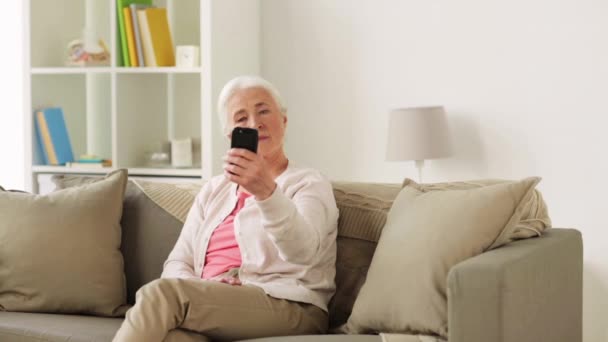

{"left": 66, "top": 155, "right": 113, "bottom": 169}
{"left": 117, "top": 0, "right": 175, "bottom": 67}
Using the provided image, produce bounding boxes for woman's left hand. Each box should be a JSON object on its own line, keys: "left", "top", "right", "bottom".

{"left": 223, "top": 148, "right": 277, "bottom": 200}
{"left": 218, "top": 277, "right": 241, "bottom": 286}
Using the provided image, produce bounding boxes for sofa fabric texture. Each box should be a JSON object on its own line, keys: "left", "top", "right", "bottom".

{"left": 0, "top": 311, "right": 213, "bottom": 342}
{"left": 0, "top": 312, "right": 123, "bottom": 342}
{"left": 0, "top": 170, "right": 128, "bottom": 317}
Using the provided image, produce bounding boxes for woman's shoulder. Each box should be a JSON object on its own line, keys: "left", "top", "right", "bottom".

{"left": 280, "top": 165, "right": 337, "bottom": 206}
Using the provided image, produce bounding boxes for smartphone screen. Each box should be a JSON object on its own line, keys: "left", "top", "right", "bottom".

{"left": 231, "top": 127, "right": 258, "bottom": 153}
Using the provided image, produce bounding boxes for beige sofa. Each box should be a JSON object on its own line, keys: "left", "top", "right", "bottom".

{"left": 0, "top": 178, "right": 582, "bottom": 342}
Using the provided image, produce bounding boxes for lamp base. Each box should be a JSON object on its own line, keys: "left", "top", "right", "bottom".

{"left": 415, "top": 160, "right": 425, "bottom": 183}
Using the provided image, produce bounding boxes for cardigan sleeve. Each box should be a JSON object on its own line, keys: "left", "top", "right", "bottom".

{"left": 161, "top": 182, "right": 212, "bottom": 279}
{"left": 255, "top": 172, "right": 338, "bottom": 265}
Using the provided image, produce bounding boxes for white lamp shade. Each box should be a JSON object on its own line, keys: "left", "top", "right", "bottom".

{"left": 386, "top": 106, "right": 452, "bottom": 161}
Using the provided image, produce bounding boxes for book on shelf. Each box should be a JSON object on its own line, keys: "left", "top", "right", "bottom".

{"left": 130, "top": 3, "right": 152, "bottom": 67}
{"left": 34, "top": 107, "right": 74, "bottom": 166}
{"left": 116, "top": 0, "right": 152, "bottom": 67}
{"left": 137, "top": 7, "right": 175, "bottom": 67}
{"left": 137, "top": 8, "right": 155, "bottom": 67}
{"left": 123, "top": 7, "right": 139, "bottom": 67}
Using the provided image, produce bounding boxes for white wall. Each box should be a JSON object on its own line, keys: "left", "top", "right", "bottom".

{"left": 0, "top": 1, "right": 24, "bottom": 190}
{"left": 261, "top": 1, "right": 608, "bottom": 341}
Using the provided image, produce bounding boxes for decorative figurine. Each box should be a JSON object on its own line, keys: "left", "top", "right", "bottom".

{"left": 66, "top": 27, "right": 110, "bottom": 66}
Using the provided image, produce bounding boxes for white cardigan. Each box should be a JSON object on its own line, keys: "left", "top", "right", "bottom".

{"left": 161, "top": 164, "right": 339, "bottom": 312}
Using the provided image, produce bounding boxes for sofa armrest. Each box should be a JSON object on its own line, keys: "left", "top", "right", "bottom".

{"left": 447, "top": 228, "right": 582, "bottom": 342}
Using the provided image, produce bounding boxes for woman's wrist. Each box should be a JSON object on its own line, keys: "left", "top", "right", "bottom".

{"left": 255, "top": 181, "right": 277, "bottom": 201}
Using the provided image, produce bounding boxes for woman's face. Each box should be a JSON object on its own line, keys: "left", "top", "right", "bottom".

{"left": 226, "top": 87, "right": 287, "bottom": 158}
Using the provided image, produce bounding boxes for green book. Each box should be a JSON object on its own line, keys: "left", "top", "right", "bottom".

{"left": 116, "top": 0, "right": 152, "bottom": 67}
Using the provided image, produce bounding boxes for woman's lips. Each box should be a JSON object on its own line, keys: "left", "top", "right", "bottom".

{"left": 259, "top": 136, "right": 270, "bottom": 141}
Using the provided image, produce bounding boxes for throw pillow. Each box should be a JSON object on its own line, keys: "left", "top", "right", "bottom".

{"left": 0, "top": 169, "right": 129, "bottom": 316}
{"left": 343, "top": 177, "right": 541, "bottom": 337}
{"left": 402, "top": 178, "right": 551, "bottom": 248}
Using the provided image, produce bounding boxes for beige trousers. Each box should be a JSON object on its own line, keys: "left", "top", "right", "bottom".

{"left": 112, "top": 277, "right": 328, "bottom": 342}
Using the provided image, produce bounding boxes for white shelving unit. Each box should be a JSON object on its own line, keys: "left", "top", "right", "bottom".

{"left": 24, "top": 0, "right": 261, "bottom": 193}
{"left": 31, "top": 67, "right": 203, "bottom": 74}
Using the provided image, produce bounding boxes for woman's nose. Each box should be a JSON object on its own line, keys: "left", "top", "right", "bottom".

{"left": 248, "top": 118, "right": 263, "bottom": 130}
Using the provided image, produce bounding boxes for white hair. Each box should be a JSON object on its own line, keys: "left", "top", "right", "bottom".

{"left": 217, "top": 75, "right": 287, "bottom": 134}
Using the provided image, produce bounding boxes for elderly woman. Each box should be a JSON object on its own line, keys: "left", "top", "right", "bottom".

{"left": 113, "top": 76, "right": 339, "bottom": 342}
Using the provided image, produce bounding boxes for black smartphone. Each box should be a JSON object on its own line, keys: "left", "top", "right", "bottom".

{"left": 231, "top": 127, "right": 258, "bottom": 153}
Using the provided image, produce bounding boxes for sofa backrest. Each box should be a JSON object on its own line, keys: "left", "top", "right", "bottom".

{"left": 52, "top": 175, "right": 402, "bottom": 328}
{"left": 328, "top": 182, "right": 401, "bottom": 328}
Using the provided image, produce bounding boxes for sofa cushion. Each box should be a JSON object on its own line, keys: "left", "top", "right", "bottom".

{"left": 343, "top": 177, "right": 541, "bottom": 337}
{"left": 402, "top": 178, "right": 551, "bottom": 248}
{"left": 237, "top": 335, "right": 381, "bottom": 342}
{"left": 0, "top": 311, "right": 123, "bottom": 342}
{"left": 332, "top": 182, "right": 401, "bottom": 242}
{"left": 0, "top": 170, "right": 128, "bottom": 317}
{"left": 52, "top": 176, "right": 201, "bottom": 305}
{"left": 0, "top": 312, "right": 209, "bottom": 342}
{"left": 237, "top": 335, "right": 442, "bottom": 342}
{"left": 328, "top": 182, "right": 401, "bottom": 329}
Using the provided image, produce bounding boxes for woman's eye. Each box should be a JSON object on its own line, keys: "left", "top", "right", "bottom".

{"left": 260, "top": 109, "right": 270, "bottom": 114}
{"left": 237, "top": 117, "right": 247, "bottom": 122}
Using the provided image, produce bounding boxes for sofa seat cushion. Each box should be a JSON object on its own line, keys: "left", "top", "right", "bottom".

{"left": 0, "top": 311, "right": 123, "bottom": 342}
{"left": 238, "top": 335, "right": 381, "bottom": 342}
{"left": 0, "top": 312, "right": 212, "bottom": 342}
{"left": 239, "top": 335, "right": 443, "bottom": 341}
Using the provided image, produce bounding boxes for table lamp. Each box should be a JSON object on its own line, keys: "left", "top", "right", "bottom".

{"left": 386, "top": 106, "right": 452, "bottom": 183}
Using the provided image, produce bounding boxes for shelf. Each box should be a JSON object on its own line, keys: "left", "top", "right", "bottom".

{"left": 127, "top": 168, "right": 202, "bottom": 177}
{"left": 32, "top": 166, "right": 113, "bottom": 174}
{"left": 26, "top": 0, "right": 261, "bottom": 193}
{"left": 32, "top": 165, "right": 202, "bottom": 177}
{"left": 115, "top": 67, "right": 203, "bottom": 74}
{"left": 31, "top": 67, "right": 113, "bottom": 75}
{"left": 31, "top": 67, "right": 203, "bottom": 75}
